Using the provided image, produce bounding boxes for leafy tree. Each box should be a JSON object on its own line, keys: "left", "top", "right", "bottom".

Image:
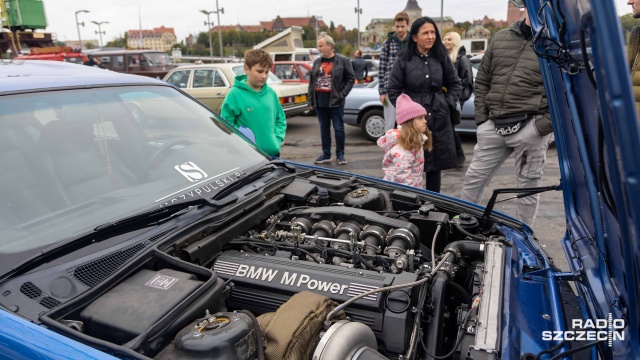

{"left": 341, "top": 44, "right": 354, "bottom": 57}
{"left": 105, "top": 33, "right": 127, "bottom": 48}
{"left": 330, "top": 21, "right": 335, "bottom": 32}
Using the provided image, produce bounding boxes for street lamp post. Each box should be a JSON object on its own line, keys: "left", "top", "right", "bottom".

{"left": 214, "top": 0, "right": 224, "bottom": 58}
{"left": 75, "top": 10, "right": 90, "bottom": 49}
{"left": 314, "top": 16, "right": 323, "bottom": 41}
{"left": 200, "top": 10, "right": 215, "bottom": 61}
{"left": 91, "top": 21, "right": 109, "bottom": 48}
{"left": 355, "top": 1, "right": 362, "bottom": 50}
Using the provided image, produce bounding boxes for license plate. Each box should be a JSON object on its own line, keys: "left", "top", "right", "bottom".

{"left": 295, "top": 95, "right": 307, "bottom": 103}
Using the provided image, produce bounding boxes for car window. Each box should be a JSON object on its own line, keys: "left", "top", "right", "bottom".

{"left": 193, "top": 69, "right": 214, "bottom": 88}
{"left": 297, "top": 65, "right": 310, "bottom": 80}
{"left": 367, "top": 61, "right": 379, "bottom": 71}
{"left": 193, "top": 69, "right": 227, "bottom": 88}
{"left": 274, "top": 64, "right": 299, "bottom": 80}
{"left": 166, "top": 70, "right": 191, "bottom": 88}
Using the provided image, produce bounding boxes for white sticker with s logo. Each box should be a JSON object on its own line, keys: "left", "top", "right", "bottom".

{"left": 174, "top": 162, "right": 208, "bottom": 182}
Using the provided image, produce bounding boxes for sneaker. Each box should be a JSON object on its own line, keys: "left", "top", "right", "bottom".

{"left": 337, "top": 157, "right": 348, "bottom": 165}
{"left": 314, "top": 154, "right": 333, "bottom": 164}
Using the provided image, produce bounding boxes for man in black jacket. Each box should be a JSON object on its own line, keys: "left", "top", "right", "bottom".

{"left": 352, "top": 50, "right": 368, "bottom": 84}
{"left": 461, "top": 4, "right": 553, "bottom": 226}
{"left": 308, "top": 32, "right": 355, "bottom": 165}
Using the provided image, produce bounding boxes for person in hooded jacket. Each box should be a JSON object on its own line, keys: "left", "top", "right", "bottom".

{"left": 220, "top": 49, "right": 286, "bottom": 157}
{"left": 388, "top": 16, "right": 463, "bottom": 193}
{"left": 444, "top": 31, "right": 474, "bottom": 167}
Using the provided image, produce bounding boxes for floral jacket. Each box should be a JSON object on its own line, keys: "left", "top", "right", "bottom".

{"left": 377, "top": 129, "right": 426, "bottom": 188}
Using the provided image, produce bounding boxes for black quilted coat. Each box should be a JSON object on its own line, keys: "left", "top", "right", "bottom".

{"left": 388, "top": 50, "right": 462, "bottom": 172}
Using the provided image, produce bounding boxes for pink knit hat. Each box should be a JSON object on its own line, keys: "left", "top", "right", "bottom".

{"left": 395, "top": 94, "right": 427, "bottom": 125}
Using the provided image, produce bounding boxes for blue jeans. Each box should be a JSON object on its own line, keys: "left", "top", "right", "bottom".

{"left": 316, "top": 106, "right": 345, "bottom": 158}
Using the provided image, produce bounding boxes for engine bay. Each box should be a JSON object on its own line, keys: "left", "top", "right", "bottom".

{"left": 10, "top": 171, "right": 521, "bottom": 359}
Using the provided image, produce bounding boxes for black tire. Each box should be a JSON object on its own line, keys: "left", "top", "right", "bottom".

{"left": 359, "top": 108, "right": 386, "bottom": 142}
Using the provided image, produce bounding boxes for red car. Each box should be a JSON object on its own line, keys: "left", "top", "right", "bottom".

{"left": 272, "top": 61, "right": 312, "bottom": 84}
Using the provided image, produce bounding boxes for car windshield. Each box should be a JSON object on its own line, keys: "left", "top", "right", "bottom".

{"left": 231, "top": 65, "right": 281, "bottom": 83}
{"left": 0, "top": 85, "right": 267, "bottom": 254}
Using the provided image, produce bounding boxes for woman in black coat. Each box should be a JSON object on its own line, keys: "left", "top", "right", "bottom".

{"left": 388, "top": 16, "right": 462, "bottom": 193}
{"left": 444, "top": 31, "right": 474, "bottom": 167}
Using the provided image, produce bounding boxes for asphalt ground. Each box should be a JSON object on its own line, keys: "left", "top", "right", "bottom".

{"left": 280, "top": 115, "right": 569, "bottom": 271}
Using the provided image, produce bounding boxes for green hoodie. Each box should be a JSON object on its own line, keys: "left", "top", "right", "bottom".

{"left": 220, "top": 75, "right": 287, "bottom": 156}
{"left": 387, "top": 31, "right": 409, "bottom": 51}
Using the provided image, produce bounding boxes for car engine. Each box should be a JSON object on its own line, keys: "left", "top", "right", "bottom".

{"left": 28, "top": 174, "right": 509, "bottom": 359}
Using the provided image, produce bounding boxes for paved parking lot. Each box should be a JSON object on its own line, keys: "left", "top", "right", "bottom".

{"left": 281, "top": 115, "right": 569, "bottom": 271}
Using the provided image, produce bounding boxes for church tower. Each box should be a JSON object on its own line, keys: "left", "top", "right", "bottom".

{"left": 403, "top": 0, "right": 423, "bottom": 24}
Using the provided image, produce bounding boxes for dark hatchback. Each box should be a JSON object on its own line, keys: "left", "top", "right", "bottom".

{"left": 1, "top": 0, "right": 639, "bottom": 352}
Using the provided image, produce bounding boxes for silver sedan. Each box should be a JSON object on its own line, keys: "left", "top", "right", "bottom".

{"left": 344, "top": 77, "right": 477, "bottom": 142}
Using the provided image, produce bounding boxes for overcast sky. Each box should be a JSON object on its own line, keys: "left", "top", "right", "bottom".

{"left": 45, "top": 0, "right": 633, "bottom": 43}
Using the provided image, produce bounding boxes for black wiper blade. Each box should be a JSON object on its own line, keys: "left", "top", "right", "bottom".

{"left": 94, "top": 196, "right": 236, "bottom": 231}
{"left": 211, "top": 160, "right": 295, "bottom": 201}
{"left": 1, "top": 196, "right": 238, "bottom": 280}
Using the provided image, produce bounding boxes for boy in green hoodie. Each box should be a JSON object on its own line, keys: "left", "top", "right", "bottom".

{"left": 220, "top": 49, "right": 286, "bottom": 157}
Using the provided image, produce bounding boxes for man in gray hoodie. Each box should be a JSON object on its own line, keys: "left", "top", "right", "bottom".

{"left": 378, "top": 12, "right": 410, "bottom": 132}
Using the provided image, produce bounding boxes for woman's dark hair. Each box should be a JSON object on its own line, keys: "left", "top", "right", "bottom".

{"left": 403, "top": 16, "right": 448, "bottom": 65}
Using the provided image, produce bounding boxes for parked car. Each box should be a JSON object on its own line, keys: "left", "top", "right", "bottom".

{"left": 364, "top": 59, "right": 379, "bottom": 83}
{"left": 272, "top": 61, "right": 312, "bottom": 84}
{"left": 163, "top": 63, "right": 309, "bottom": 117}
{"left": 345, "top": 75, "right": 477, "bottom": 141}
{"left": 469, "top": 53, "right": 484, "bottom": 70}
{"left": 90, "top": 49, "right": 177, "bottom": 78}
{"left": 1, "top": 2, "right": 639, "bottom": 354}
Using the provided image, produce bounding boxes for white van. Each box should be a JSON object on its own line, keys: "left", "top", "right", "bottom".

{"left": 271, "top": 48, "right": 320, "bottom": 62}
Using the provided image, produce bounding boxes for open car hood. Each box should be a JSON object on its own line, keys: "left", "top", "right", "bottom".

{"left": 530, "top": 0, "right": 640, "bottom": 353}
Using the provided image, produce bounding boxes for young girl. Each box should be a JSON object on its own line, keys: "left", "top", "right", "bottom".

{"left": 377, "top": 94, "right": 433, "bottom": 188}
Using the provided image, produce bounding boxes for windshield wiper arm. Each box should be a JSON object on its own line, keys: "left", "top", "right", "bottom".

{"left": 480, "top": 185, "right": 561, "bottom": 232}
{"left": 211, "top": 160, "right": 295, "bottom": 201}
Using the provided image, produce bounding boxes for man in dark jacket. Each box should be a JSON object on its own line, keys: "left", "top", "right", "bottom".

{"left": 352, "top": 50, "right": 368, "bottom": 84}
{"left": 461, "top": 5, "right": 553, "bottom": 226}
{"left": 379, "top": 12, "right": 410, "bottom": 132}
{"left": 308, "top": 32, "right": 355, "bottom": 165}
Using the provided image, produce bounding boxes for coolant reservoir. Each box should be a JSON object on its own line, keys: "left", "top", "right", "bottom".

{"left": 157, "top": 311, "right": 257, "bottom": 360}
{"left": 343, "top": 187, "right": 384, "bottom": 211}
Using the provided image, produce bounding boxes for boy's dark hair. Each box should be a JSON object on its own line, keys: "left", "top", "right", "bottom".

{"left": 244, "top": 49, "right": 273, "bottom": 69}
{"left": 394, "top": 12, "right": 410, "bottom": 24}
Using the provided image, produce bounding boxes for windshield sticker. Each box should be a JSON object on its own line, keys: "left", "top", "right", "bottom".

{"left": 175, "top": 162, "right": 208, "bottom": 182}
{"left": 156, "top": 169, "right": 245, "bottom": 206}
{"left": 145, "top": 274, "right": 179, "bottom": 290}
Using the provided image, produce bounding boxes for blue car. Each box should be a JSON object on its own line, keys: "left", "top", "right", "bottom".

{"left": 0, "top": 0, "right": 638, "bottom": 355}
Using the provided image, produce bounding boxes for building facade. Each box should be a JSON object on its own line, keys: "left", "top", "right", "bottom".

{"left": 127, "top": 26, "right": 177, "bottom": 51}
{"left": 361, "top": 18, "right": 392, "bottom": 46}
{"left": 403, "top": 0, "right": 423, "bottom": 24}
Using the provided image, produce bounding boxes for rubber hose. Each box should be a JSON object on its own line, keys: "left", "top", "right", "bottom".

{"left": 453, "top": 221, "right": 487, "bottom": 242}
{"left": 240, "top": 310, "right": 265, "bottom": 360}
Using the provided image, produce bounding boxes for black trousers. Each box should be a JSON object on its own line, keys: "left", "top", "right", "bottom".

{"left": 425, "top": 170, "right": 442, "bottom": 193}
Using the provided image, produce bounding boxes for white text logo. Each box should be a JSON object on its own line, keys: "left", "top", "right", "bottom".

{"left": 542, "top": 313, "right": 625, "bottom": 347}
